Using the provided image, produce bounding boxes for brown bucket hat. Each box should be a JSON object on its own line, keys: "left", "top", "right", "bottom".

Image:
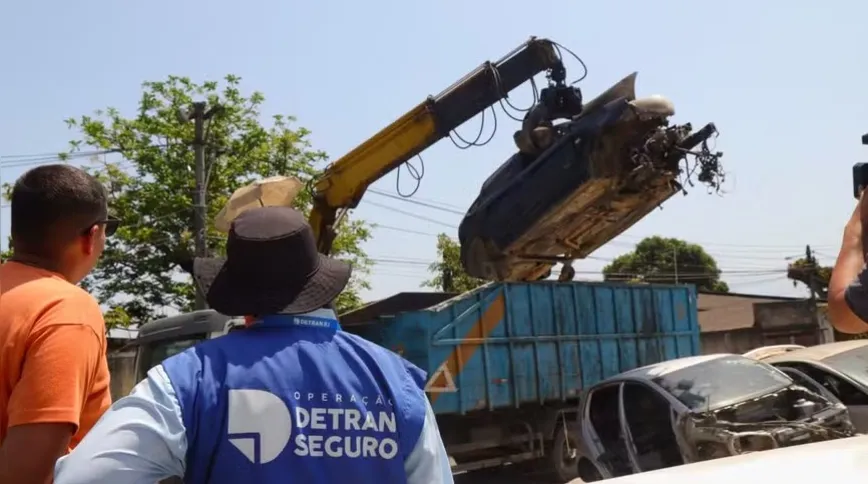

{"left": 193, "top": 206, "right": 352, "bottom": 316}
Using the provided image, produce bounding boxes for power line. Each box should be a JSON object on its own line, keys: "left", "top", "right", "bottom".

{"left": 3, "top": 144, "right": 834, "bottom": 255}
{"left": 3, "top": 145, "right": 837, "bottom": 261}
{"left": 0, "top": 146, "right": 172, "bottom": 170}
{"left": 364, "top": 200, "right": 458, "bottom": 229}
{"left": 373, "top": 224, "right": 448, "bottom": 238}
{"left": 361, "top": 190, "right": 839, "bottom": 252}
{"left": 0, "top": 151, "right": 114, "bottom": 169}
{"left": 365, "top": 224, "right": 809, "bottom": 269}
{"left": 368, "top": 257, "right": 787, "bottom": 276}
{"left": 367, "top": 188, "right": 465, "bottom": 215}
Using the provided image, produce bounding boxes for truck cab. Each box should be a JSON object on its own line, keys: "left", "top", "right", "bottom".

{"left": 132, "top": 310, "right": 243, "bottom": 382}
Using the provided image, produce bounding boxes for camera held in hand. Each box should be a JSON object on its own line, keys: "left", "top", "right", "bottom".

{"left": 854, "top": 133, "right": 868, "bottom": 198}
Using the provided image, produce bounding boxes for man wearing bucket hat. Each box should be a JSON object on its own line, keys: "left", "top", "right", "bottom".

{"left": 54, "top": 206, "right": 454, "bottom": 484}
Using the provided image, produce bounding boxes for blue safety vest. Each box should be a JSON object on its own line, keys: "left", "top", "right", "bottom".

{"left": 161, "top": 312, "right": 428, "bottom": 484}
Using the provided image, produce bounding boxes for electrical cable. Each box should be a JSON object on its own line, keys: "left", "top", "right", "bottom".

{"left": 448, "top": 105, "right": 498, "bottom": 149}
{"left": 367, "top": 256, "right": 787, "bottom": 277}
{"left": 0, "top": 145, "right": 171, "bottom": 170}
{"left": 0, "top": 150, "right": 118, "bottom": 169}
{"left": 364, "top": 200, "right": 457, "bottom": 229}
{"left": 551, "top": 41, "right": 589, "bottom": 85}
{"left": 369, "top": 188, "right": 464, "bottom": 215}
{"left": 384, "top": 41, "right": 590, "bottom": 221}
{"left": 369, "top": 188, "right": 841, "bottom": 255}
{"left": 395, "top": 155, "right": 424, "bottom": 198}
{"left": 363, "top": 202, "right": 832, "bottom": 267}
{"left": 373, "top": 224, "right": 445, "bottom": 238}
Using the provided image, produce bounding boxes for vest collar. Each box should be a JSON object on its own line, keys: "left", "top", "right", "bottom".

{"left": 251, "top": 308, "right": 341, "bottom": 332}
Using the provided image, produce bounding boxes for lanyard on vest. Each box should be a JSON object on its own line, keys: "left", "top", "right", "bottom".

{"left": 255, "top": 313, "right": 341, "bottom": 331}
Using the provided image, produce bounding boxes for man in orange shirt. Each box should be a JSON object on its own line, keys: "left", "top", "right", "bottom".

{"left": 0, "top": 164, "right": 118, "bottom": 484}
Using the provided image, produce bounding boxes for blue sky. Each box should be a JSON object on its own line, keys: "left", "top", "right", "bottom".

{"left": 1, "top": 0, "right": 865, "bottom": 303}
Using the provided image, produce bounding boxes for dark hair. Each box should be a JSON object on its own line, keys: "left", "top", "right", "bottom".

{"left": 10, "top": 164, "right": 108, "bottom": 257}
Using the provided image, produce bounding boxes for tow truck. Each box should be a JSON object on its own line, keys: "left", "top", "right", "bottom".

{"left": 127, "top": 37, "right": 723, "bottom": 481}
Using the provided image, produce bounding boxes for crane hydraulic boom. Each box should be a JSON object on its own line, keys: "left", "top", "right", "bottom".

{"left": 309, "top": 37, "right": 565, "bottom": 255}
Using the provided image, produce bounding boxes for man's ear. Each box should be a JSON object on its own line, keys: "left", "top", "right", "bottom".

{"left": 80, "top": 225, "right": 99, "bottom": 255}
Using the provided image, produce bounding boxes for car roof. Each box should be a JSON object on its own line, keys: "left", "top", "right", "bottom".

{"left": 743, "top": 344, "right": 805, "bottom": 360}
{"left": 134, "top": 310, "right": 239, "bottom": 345}
{"left": 617, "top": 354, "right": 732, "bottom": 380}
{"left": 763, "top": 340, "right": 868, "bottom": 364}
{"left": 576, "top": 435, "right": 868, "bottom": 484}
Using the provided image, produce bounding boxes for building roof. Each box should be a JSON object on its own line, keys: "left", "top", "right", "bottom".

{"left": 697, "top": 291, "right": 807, "bottom": 333}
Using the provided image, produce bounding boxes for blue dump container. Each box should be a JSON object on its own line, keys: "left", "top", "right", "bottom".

{"left": 342, "top": 281, "right": 700, "bottom": 416}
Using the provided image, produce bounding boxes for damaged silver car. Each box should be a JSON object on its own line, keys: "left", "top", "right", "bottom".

{"left": 574, "top": 354, "right": 855, "bottom": 481}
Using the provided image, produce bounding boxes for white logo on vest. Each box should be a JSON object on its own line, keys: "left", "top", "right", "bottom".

{"left": 227, "top": 389, "right": 400, "bottom": 463}
{"left": 228, "top": 389, "right": 293, "bottom": 464}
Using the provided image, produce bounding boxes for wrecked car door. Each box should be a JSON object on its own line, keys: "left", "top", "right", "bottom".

{"left": 581, "top": 379, "right": 688, "bottom": 479}
{"left": 776, "top": 362, "right": 868, "bottom": 433}
{"left": 581, "top": 383, "right": 633, "bottom": 479}
{"left": 620, "top": 381, "right": 686, "bottom": 473}
{"left": 776, "top": 366, "right": 839, "bottom": 402}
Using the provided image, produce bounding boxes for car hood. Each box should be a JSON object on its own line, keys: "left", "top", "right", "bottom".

{"left": 678, "top": 384, "right": 854, "bottom": 462}
{"left": 582, "top": 435, "right": 868, "bottom": 484}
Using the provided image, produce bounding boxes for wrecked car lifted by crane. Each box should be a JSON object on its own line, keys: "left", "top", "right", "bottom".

{"left": 304, "top": 36, "right": 722, "bottom": 287}
{"left": 459, "top": 72, "right": 723, "bottom": 282}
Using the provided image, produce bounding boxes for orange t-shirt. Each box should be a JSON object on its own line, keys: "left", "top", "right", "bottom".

{"left": 0, "top": 261, "right": 111, "bottom": 452}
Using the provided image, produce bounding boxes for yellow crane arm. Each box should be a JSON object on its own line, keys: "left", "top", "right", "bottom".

{"left": 310, "top": 37, "right": 564, "bottom": 254}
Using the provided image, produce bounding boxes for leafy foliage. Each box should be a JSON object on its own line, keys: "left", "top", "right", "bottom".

{"left": 787, "top": 254, "right": 831, "bottom": 299}
{"left": 0, "top": 237, "right": 10, "bottom": 262}
{"left": 6, "top": 75, "right": 372, "bottom": 327}
{"left": 422, "top": 233, "right": 486, "bottom": 293}
{"left": 603, "top": 236, "right": 729, "bottom": 292}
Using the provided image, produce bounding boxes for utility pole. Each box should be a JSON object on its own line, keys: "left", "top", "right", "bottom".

{"left": 442, "top": 266, "right": 454, "bottom": 293}
{"left": 805, "top": 244, "right": 817, "bottom": 302}
{"left": 187, "top": 102, "right": 219, "bottom": 310}
{"left": 804, "top": 244, "right": 833, "bottom": 343}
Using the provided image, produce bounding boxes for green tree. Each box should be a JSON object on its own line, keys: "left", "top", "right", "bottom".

{"left": 422, "top": 233, "right": 486, "bottom": 293}
{"left": 787, "top": 251, "right": 831, "bottom": 299}
{"left": 0, "top": 239, "right": 10, "bottom": 262}
{"left": 23, "top": 75, "right": 372, "bottom": 327}
{"left": 603, "top": 236, "right": 729, "bottom": 292}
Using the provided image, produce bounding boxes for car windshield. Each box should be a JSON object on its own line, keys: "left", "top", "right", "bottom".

{"left": 651, "top": 355, "right": 793, "bottom": 411}
{"left": 823, "top": 346, "right": 868, "bottom": 389}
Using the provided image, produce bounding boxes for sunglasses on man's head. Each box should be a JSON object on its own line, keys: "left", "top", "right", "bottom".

{"left": 82, "top": 216, "right": 120, "bottom": 237}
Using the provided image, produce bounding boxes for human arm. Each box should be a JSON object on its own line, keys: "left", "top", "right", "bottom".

{"left": 0, "top": 322, "right": 105, "bottom": 484}
{"left": 53, "top": 366, "right": 187, "bottom": 484}
{"left": 829, "top": 193, "right": 868, "bottom": 334}
{"left": 0, "top": 424, "right": 74, "bottom": 484}
{"left": 404, "top": 398, "right": 454, "bottom": 484}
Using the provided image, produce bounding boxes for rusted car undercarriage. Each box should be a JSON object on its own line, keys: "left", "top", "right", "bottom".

{"left": 680, "top": 386, "right": 856, "bottom": 462}
{"left": 459, "top": 72, "right": 725, "bottom": 282}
